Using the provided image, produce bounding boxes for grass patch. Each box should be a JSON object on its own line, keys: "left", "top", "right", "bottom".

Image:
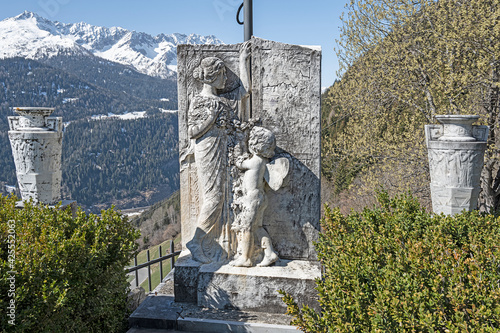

{"left": 128, "top": 234, "right": 181, "bottom": 292}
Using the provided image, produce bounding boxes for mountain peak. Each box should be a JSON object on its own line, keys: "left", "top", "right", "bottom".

{"left": 14, "top": 11, "right": 43, "bottom": 21}
{"left": 0, "top": 12, "right": 223, "bottom": 78}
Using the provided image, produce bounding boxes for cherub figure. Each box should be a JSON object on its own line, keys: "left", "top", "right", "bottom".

{"left": 229, "top": 126, "right": 289, "bottom": 267}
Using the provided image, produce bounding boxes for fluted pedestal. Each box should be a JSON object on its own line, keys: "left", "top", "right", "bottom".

{"left": 8, "top": 107, "right": 63, "bottom": 205}
{"left": 425, "top": 115, "right": 489, "bottom": 215}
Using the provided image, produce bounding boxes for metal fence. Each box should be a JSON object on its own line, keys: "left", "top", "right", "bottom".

{"left": 126, "top": 240, "right": 181, "bottom": 292}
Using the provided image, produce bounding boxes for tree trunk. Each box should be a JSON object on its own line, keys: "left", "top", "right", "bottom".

{"left": 479, "top": 64, "right": 500, "bottom": 212}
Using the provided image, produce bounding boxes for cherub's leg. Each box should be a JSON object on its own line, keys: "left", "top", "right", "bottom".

{"left": 232, "top": 229, "right": 243, "bottom": 260}
{"left": 230, "top": 192, "right": 260, "bottom": 267}
{"left": 229, "top": 230, "right": 253, "bottom": 267}
{"left": 256, "top": 227, "right": 278, "bottom": 267}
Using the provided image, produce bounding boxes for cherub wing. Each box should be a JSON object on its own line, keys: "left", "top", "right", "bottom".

{"left": 264, "top": 157, "right": 290, "bottom": 191}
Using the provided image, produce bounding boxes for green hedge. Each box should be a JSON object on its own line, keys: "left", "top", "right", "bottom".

{"left": 0, "top": 194, "right": 140, "bottom": 332}
{"left": 282, "top": 192, "right": 500, "bottom": 332}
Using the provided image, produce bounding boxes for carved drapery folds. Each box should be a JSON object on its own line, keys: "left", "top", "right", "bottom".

{"left": 177, "top": 37, "right": 321, "bottom": 266}
{"left": 175, "top": 37, "right": 321, "bottom": 312}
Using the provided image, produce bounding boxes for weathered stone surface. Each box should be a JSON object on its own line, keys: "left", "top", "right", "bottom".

{"left": 8, "top": 107, "right": 63, "bottom": 205}
{"left": 425, "top": 115, "right": 488, "bottom": 215}
{"left": 250, "top": 39, "right": 321, "bottom": 261}
{"left": 177, "top": 37, "right": 321, "bottom": 264}
{"left": 197, "top": 260, "right": 320, "bottom": 313}
{"left": 229, "top": 126, "right": 289, "bottom": 268}
{"left": 128, "top": 295, "right": 181, "bottom": 330}
{"left": 177, "top": 317, "right": 302, "bottom": 333}
{"left": 175, "top": 36, "right": 321, "bottom": 312}
{"left": 174, "top": 255, "right": 203, "bottom": 303}
{"left": 128, "top": 286, "right": 147, "bottom": 312}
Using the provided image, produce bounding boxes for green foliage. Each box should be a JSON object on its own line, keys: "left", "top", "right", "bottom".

{"left": 323, "top": 0, "right": 500, "bottom": 210}
{"left": 0, "top": 194, "right": 140, "bottom": 332}
{"left": 282, "top": 192, "right": 500, "bottom": 332}
{"left": 0, "top": 57, "right": 180, "bottom": 209}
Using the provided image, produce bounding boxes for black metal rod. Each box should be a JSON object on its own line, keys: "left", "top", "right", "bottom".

{"left": 244, "top": 0, "right": 253, "bottom": 41}
{"left": 147, "top": 250, "right": 152, "bottom": 292}
{"left": 159, "top": 245, "right": 163, "bottom": 280}
{"left": 134, "top": 256, "right": 138, "bottom": 287}
{"left": 236, "top": 3, "right": 244, "bottom": 25}
{"left": 170, "top": 240, "right": 175, "bottom": 269}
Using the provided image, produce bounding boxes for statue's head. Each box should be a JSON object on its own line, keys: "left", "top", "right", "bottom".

{"left": 249, "top": 126, "right": 276, "bottom": 158}
{"left": 193, "top": 57, "right": 226, "bottom": 89}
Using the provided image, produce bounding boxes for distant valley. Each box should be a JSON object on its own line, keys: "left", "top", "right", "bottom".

{"left": 0, "top": 12, "right": 223, "bottom": 211}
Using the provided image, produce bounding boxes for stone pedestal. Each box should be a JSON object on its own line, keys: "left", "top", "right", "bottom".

{"left": 425, "top": 115, "right": 489, "bottom": 215}
{"left": 174, "top": 252, "right": 320, "bottom": 313}
{"left": 175, "top": 37, "right": 321, "bottom": 312}
{"left": 8, "top": 107, "right": 63, "bottom": 205}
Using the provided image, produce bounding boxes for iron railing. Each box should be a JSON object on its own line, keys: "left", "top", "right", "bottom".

{"left": 126, "top": 240, "right": 181, "bottom": 292}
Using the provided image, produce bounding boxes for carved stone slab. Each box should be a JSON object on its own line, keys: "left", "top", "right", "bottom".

{"left": 250, "top": 38, "right": 321, "bottom": 260}
{"left": 177, "top": 37, "right": 321, "bottom": 262}
{"left": 175, "top": 37, "right": 321, "bottom": 310}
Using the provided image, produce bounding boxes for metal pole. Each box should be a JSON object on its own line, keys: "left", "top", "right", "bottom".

{"left": 244, "top": 0, "right": 253, "bottom": 41}
{"left": 159, "top": 245, "right": 163, "bottom": 281}
{"left": 134, "top": 256, "right": 138, "bottom": 287}
{"left": 170, "top": 240, "right": 175, "bottom": 269}
{"left": 147, "top": 250, "right": 151, "bottom": 292}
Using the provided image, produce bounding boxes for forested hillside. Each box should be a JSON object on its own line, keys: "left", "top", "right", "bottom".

{"left": 322, "top": 0, "right": 500, "bottom": 212}
{"left": 1, "top": 112, "right": 179, "bottom": 211}
{"left": 0, "top": 57, "right": 176, "bottom": 121}
{"left": 62, "top": 113, "right": 179, "bottom": 209}
{"left": 130, "top": 191, "right": 180, "bottom": 251}
{"left": 0, "top": 57, "right": 180, "bottom": 210}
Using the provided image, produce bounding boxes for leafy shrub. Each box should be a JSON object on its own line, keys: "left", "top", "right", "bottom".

{"left": 0, "top": 194, "right": 140, "bottom": 332}
{"left": 282, "top": 192, "right": 500, "bottom": 332}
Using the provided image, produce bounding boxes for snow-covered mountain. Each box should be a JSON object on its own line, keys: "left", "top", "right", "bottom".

{"left": 0, "top": 11, "right": 223, "bottom": 78}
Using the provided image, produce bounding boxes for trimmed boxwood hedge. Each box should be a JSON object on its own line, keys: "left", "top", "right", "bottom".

{"left": 282, "top": 191, "right": 500, "bottom": 332}
{"left": 0, "top": 194, "right": 140, "bottom": 332}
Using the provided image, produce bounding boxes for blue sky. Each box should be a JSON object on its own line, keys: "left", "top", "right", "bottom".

{"left": 1, "top": 0, "right": 348, "bottom": 86}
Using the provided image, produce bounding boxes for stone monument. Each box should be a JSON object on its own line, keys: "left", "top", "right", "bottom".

{"left": 8, "top": 107, "right": 64, "bottom": 205}
{"left": 425, "top": 115, "right": 489, "bottom": 215}
{"left": 175, "top": 37, "right": 321, "bottom": 312}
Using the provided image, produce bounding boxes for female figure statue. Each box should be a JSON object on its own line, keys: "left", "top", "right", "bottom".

{"left": 186, "top": 43, "right": 251, "bottom": 263}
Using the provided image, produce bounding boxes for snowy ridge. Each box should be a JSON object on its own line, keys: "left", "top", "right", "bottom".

{"left": 91, "top": 111, "right": 148, "bottom": 120}
{"left": 0, "top": 11, "right": 223, "bottom": 78}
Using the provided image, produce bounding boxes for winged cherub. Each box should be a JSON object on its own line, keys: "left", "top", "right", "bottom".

{"left": 230, "top": 126, "right": 290, "bottom": 267}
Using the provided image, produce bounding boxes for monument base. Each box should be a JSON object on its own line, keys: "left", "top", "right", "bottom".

{"left": 174, "top": 252, "right": 321, "bottom": 313}
{"left": 430, "top": 185, "right": 479, "bottom": 215}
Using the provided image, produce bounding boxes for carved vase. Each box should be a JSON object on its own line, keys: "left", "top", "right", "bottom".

{"left": 425, "top": 115, "right": 489, "bottom": 215}
{"left": 8, "top": 107, "right": 63, "bottom": 204}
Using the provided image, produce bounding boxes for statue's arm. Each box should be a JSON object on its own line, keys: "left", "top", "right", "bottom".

{"left": 188, "top": 103, "right": 218, "bottom": 139}
{"left": 236, "top": 154, "right": 251, "bottom": 170}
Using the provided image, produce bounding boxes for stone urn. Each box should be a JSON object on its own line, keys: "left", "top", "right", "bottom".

{"left": 425, "top": 115, "right": 489, "bottom": 215}
{"left": 8, "top": 107, "right": 63, "bottom": 205}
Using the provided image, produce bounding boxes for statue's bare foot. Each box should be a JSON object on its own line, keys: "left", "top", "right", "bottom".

{"left": 257, "top": 253, "right": 278, "bottom": 267}
{"left": 229, "top": 257, "right": 252, "bottom": 267}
